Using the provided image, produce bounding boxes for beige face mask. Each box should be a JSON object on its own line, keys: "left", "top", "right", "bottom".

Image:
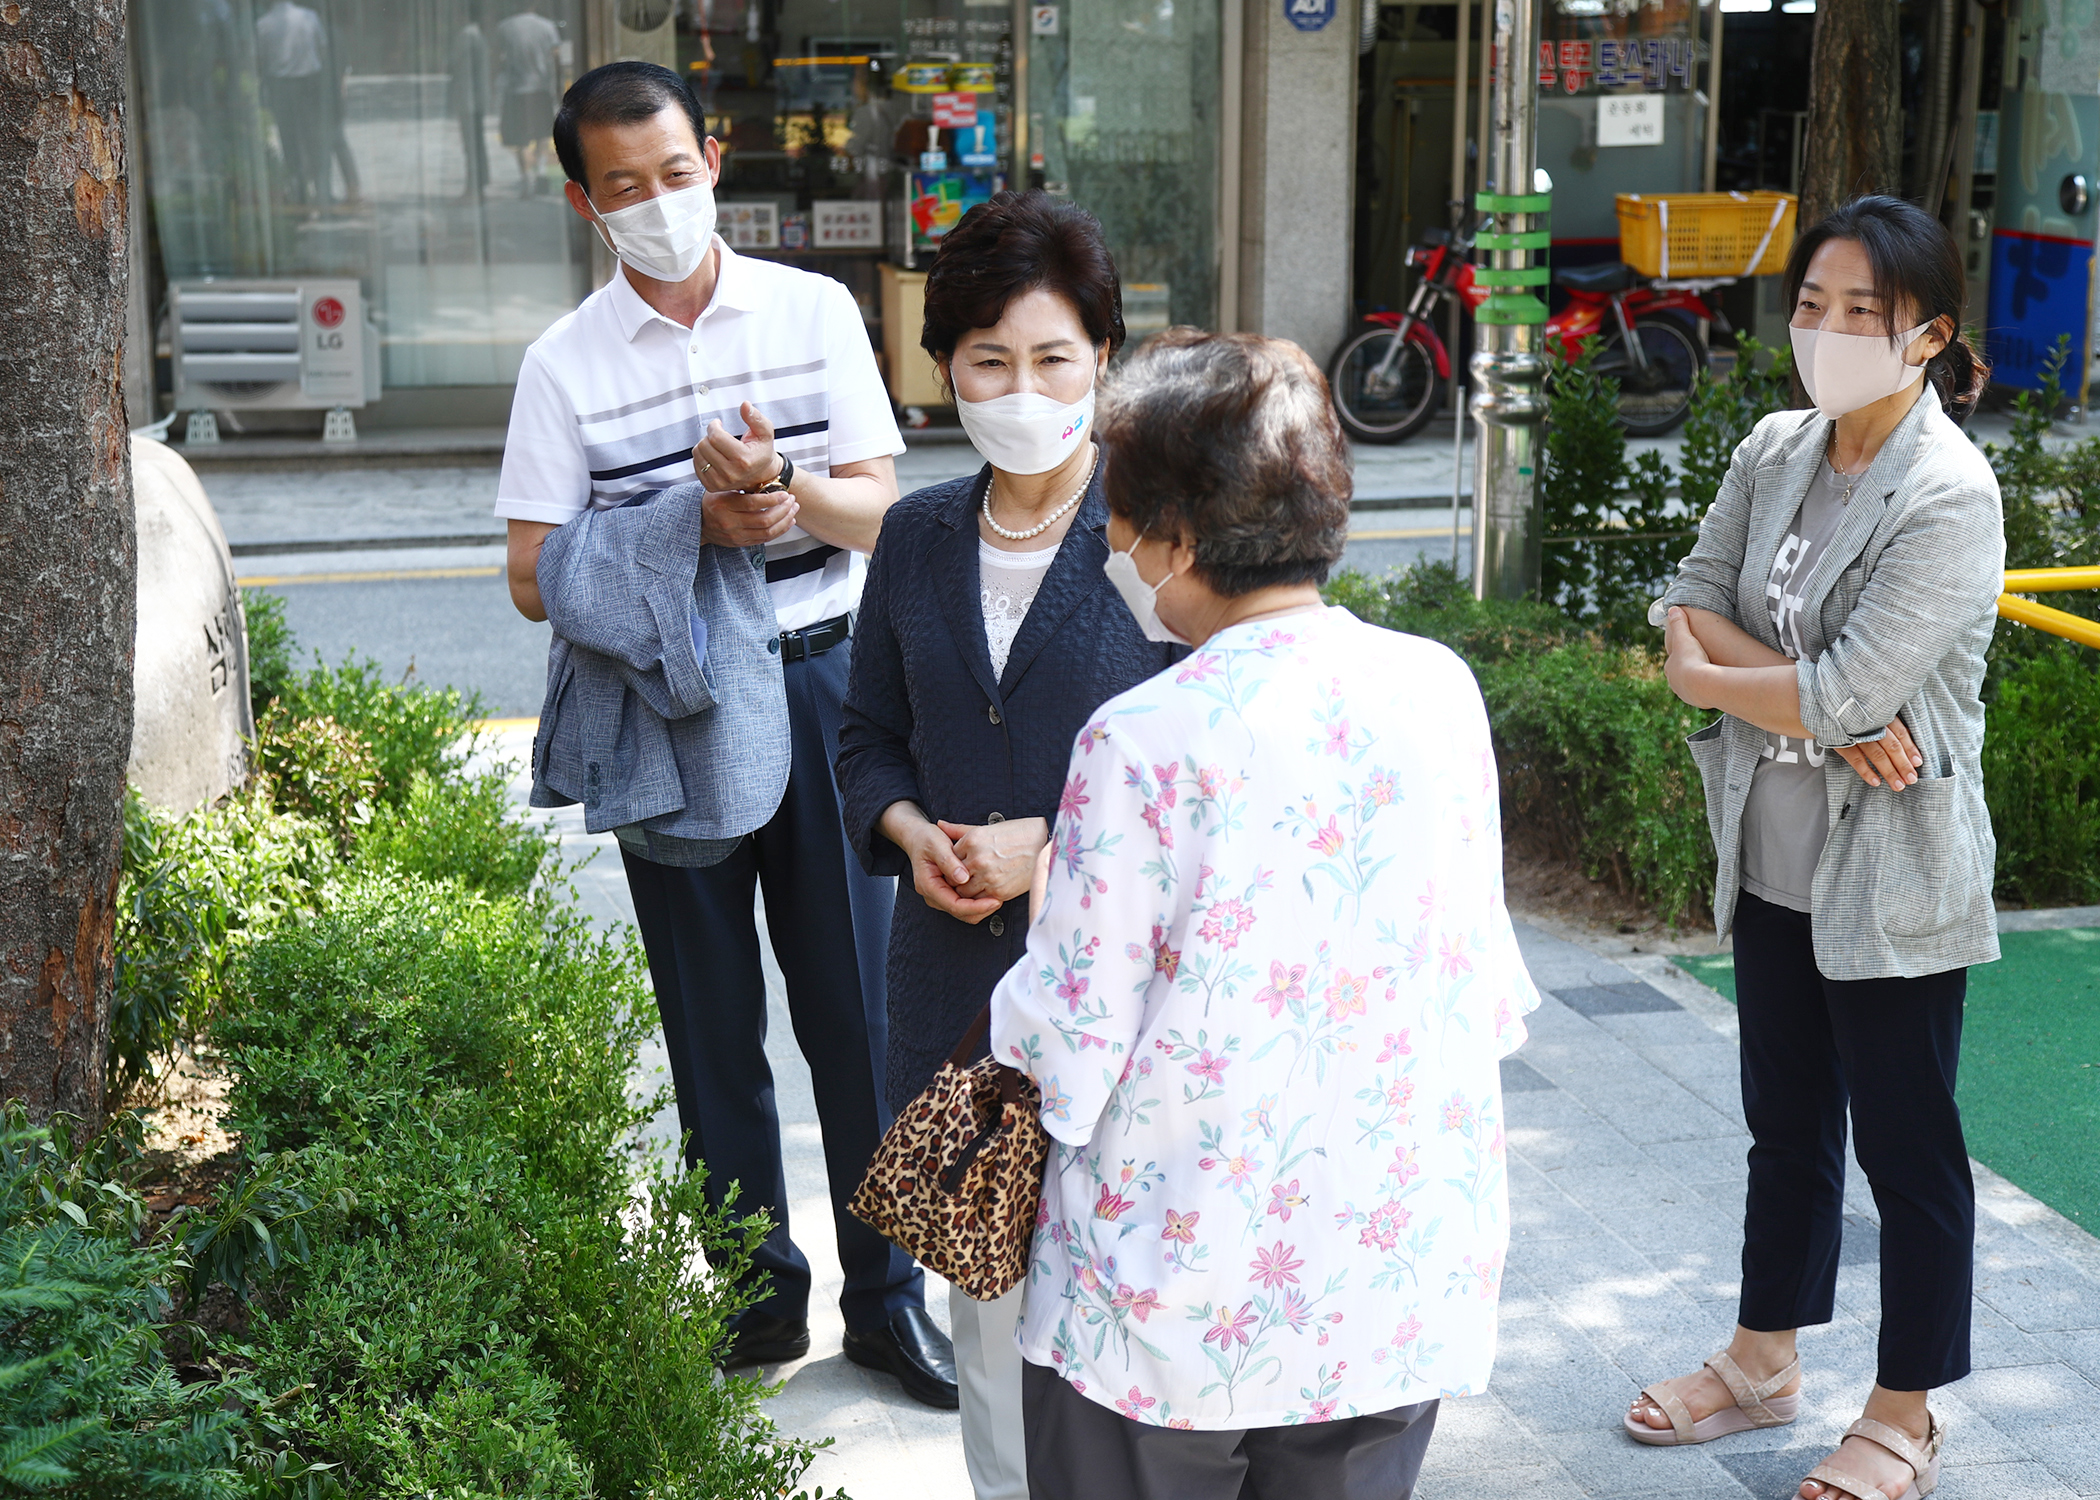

{"left": 1789, "top": 320, "right": 1932, "bottom": 420}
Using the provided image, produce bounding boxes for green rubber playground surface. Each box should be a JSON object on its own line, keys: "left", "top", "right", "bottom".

{"left": 1674, "top": 928, "right": 2100, "bottom": 1229}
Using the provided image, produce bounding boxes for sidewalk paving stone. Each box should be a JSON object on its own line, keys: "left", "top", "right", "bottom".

{"left": 484, "top": 724, "right": 2100, "bottom": 1498}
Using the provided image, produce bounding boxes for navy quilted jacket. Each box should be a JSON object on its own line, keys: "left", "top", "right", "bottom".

{"left": 836, "top": 462, "right": 1182, "bottom": 1111}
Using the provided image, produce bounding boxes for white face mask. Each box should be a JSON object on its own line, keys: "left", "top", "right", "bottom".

{"left": 588, "top": 180, "right": 717, "bottom": 283}
{"left": 956, "top": 386, "right": 1096, "bottom": 475}
{"left": 1789, "top": 320, "right": 1933, "bottom": 420}
{"left": 1103, "top": 539, "right": 1189, "bottom": 645}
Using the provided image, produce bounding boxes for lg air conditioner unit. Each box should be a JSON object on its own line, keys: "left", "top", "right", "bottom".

{"left": 171, "top": 279, "right": 380, "bottom": 439}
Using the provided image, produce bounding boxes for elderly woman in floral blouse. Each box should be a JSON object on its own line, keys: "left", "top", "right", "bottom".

{"left": 986, "top": 329, "right": 1541, "bottom": 1498}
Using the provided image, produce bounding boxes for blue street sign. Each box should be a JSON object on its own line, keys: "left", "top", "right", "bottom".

{"left": 1285, "top": 0, "right": 1336, "bottom": 30}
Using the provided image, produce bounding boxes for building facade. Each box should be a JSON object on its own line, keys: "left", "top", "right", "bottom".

{"left": 122, "top": 0, "right": 1361, "bottom": 432}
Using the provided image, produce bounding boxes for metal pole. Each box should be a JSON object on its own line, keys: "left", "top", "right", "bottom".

{"left": 1011, "top": 0, "right": 1030, "bottom": 187}
{"left": 1450, "top": 0, "right": 1470, "bottom": 233}
{"left": 1468, "top": 0, "right": 1548, "bottom": 601}
{"left": 1703, "top": 0, "right": 1724, "bottom": 193}
{"left": 1450, "top": 0, "right": 1471, "bottom": 572}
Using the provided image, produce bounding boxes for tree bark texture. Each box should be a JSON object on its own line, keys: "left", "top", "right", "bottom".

{"left": 1800, "top": 0, "right": 1903, "bottom": 229}
{"left": 0, "top": 0, "right": 135, "bottom": 1121}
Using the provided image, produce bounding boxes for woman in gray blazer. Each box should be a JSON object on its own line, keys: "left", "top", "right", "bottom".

{"left": 1624, "top": 197, "right": 2003, "bottom": 1500}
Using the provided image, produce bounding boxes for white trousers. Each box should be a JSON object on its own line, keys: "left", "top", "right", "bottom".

{"left": 948, "top": 1280, "right": 1028, "bottom": 1500}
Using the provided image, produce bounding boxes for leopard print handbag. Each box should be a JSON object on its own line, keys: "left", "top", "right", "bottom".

{"left": 850, "top": 1005, "right": 1049, "bottom": 1301}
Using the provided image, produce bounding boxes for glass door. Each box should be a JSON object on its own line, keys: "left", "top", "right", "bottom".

{"left": 1030, "top": 0, "right": 1223, "bottom": 335}
{"left": 134, "top": 0, "right": 598, "bottom": 389}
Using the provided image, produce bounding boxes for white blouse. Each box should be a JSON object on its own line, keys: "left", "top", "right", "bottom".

{"left": 990, "top": 607, "right": 1541, "bottom": 1430}
{"left": 980, "top": 537, "right": 1061, "bottom": 678}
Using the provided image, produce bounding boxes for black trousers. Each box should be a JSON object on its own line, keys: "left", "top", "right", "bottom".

{"left": 621, "top": 640, "right": 923, "bottom": 1333}
{"left": 1734, "top": 889, "right": 1974, "bottom": 1390}
{"left": 1022, "top": 1360, "right": 1440, "bottom": 1500}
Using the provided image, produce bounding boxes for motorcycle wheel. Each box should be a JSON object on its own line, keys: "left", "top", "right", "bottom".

{"left": 1595, "top": 316, "right": 1704, "bottom": 437}
{"left": 1328, "top": 322, "right": 1445, "bottom": 443}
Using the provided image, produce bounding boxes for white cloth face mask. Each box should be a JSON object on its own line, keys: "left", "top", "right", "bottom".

{"left": 1789, "top": 320, "right": 1932, "bottom": 420}
{"left": 956, "top": 386, "right": 1096, "bottom": 475}
{"left": 588, "top": 181, "right": 717, "bottom": 283}
{"left": 1103, "top": 539, "right": 1189, "bottom": 645}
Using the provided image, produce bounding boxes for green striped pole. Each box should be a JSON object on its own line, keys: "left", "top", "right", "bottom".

{"left": 1467, "top": 3, "right": 1548, "bottom": 604}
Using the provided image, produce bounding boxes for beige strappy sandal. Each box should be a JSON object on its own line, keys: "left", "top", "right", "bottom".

{"left": 1801, "top": 1413, "right": 1944, "bottom": 1500}
{"left": 1622, "top": 1349, "right": 1802, "bottom": 1446}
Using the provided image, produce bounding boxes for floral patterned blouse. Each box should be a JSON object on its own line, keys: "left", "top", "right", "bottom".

{"left": 989, "top": 606, "right": 1541, "bottom": 1430}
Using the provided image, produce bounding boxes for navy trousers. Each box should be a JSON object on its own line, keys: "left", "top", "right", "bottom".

{"left": 621, "top": 639, "right": 924, "bottom": 1333}
{"left": 1733, "top": 889, "right": 1973, "bottom": 1391}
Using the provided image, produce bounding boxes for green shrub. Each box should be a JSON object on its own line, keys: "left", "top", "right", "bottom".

{"left": 253, "top": 712, "right": 382, "bottom": 851}
{"left": 354, "top": 771, "right": 553, "bottom": 901}
{"left": 1983, "top": 641, "right": 2100, "bottom": 907}
{"left": 220, "top": 872, "right": 824, "bottom": 1498}
{"left": 1676, "top": 331, "right": 1795, "bottom": 518}
{"left": 242, "top": 589, "right": 295, "bottom": 718}
{"left": 0, "top": 1110, "right": 249, "bottom": 1498}
{"left": 271, "top": 658, "right": 483, "bottom": 805}
{"left": 1325, "top": 560, "right": 1578, "bottom": 664}
{"left": 1477, "top": 641, "right": 1714, "bottom": 926}
{"left": 1539, "top": 340, "right": 1681, "bottom": 639}
{"left": 112, "top": 788, "right": 334, "bottom": 1099}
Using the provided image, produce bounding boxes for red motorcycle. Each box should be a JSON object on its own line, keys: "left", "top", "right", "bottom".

{"left": 1329, "top": 224, "right": 1730, "bottom": 442}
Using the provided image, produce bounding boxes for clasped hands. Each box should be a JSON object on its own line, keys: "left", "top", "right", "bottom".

{"left": 694, "top": 400, "right": 797, "bottom": 548}
{"left": 882, "top": 801, "right": 1051, "bottom": 924}
{"left": 1663, "top": 605, "right": 1924, "bottom": 791}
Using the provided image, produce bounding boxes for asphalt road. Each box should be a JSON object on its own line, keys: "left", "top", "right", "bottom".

{"left": 263, "top": 565, "right": 550, "bottom": 718}
{"left": 219, "top": 447, "right": 1474, "bottom": 719}
{"left": 243, "top": 524, "right": 1464, "bottom": 719}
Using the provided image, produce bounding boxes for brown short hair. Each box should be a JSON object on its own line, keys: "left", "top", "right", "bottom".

{"left": 1097, "top": 329, "right": 1352, "bottom": 596}
{"left": 920, "top": 190, "right": 1126, "bottom": 363}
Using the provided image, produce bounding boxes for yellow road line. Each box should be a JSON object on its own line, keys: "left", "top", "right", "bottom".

{"left": 477, "top": 716, "right": 540, "bottom": 731}
{"left": 238, "top": 565, "right": 505, "bottom": 587}
{"left": 1348, "top": 525, "right": 1473, "bottom": 541}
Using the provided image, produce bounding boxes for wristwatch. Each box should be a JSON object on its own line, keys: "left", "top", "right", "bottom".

{"left": 751, "top": 451, "right": 795, "bottom": 494}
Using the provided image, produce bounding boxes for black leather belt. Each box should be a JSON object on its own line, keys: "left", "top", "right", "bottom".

{"left": 776, "top": 612, "right": 853, "bottom": 663}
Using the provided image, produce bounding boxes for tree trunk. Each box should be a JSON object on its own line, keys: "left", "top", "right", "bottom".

{"left": 0, "top": 0, "right": 135, "bottom": 1122}
{"left": 1800, "top": 0, "right": 1903, "bottom": 228}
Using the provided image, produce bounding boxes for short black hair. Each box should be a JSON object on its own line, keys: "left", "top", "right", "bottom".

{"left": 920, "top": 190, "right": 1126, "bottom": 364}
{"left": 553, "top": 62, "right": 706, "bottom": 190}
{"left": 1097, "top": 329, "right": 1352, "bottom": 597}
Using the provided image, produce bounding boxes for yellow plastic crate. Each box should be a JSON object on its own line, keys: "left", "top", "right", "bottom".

{"left": 1616, "top": 191, "right": 1798, "bottom": 279}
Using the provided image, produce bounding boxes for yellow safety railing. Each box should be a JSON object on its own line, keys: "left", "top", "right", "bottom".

{"left": 1998, "top": 566, "right": 2100, "bottom": 650}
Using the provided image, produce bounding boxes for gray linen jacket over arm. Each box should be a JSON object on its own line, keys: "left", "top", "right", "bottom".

{"left": 529, "top": 482, "right": 790, "bottom": 840}
{"left": 1661, "top": 393, "right": 2004, "bottom": 980}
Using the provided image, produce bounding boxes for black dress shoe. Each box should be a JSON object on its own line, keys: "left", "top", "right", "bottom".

{"left": 842, "top": 1306, "right": 959, "bottom": 1410}
{"left": 720, "top": 1312, "right": 811, "bottom": 1370}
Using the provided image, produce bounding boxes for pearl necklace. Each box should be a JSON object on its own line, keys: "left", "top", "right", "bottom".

{"left": 981, "top": 455, "right": 1096, "bottom": 541}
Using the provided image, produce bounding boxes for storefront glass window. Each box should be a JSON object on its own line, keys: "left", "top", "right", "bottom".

{"left": 133, "top": 0, "right": 1222, "bottom": 401}
{"left": 1537, "top": 0, "right": 1707, "bottom": 241}
{"left": 134, "top": 0, "right": 593, "bottom": 389}
{"left": 1032, "top": 0, "right": 1221, "bottom": 335}
{"left": 656, "top": 0, "right": 1219, "bottom": 352}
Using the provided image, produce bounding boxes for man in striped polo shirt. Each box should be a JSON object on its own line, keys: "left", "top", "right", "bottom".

{"left": 496, "top": 61, "right": 954, "bottom": 1407}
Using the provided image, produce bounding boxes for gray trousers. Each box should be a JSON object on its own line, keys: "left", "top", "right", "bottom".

{"left": 952, "top": 1282, "right": 1027, "bottom": 1499}
{"left": 1021, "top": 1359, "right": 1440, "bottom": 1500}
